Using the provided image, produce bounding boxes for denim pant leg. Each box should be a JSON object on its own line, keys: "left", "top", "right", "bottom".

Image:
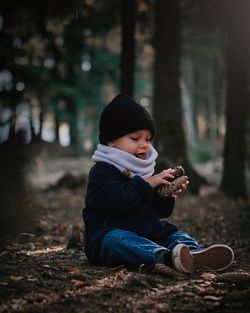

{"left": 99, "top": 228, "right": 170, "bottom": 267}
{"left": 162, "top": 230, "right": 201, "bottom": 252}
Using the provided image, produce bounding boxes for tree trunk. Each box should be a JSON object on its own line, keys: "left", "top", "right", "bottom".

{"left": 153, "top": 0, "right": 206, "bottom": 193}
{"left": 29, "top": 105, "right": 35, "bottom": 142}
{"left": 220, "top": 0, "right": 250, "bottom": 198}
{"left": 68, "top": 96, "right": 78, "bottom": 147}
{"left": 38, "top": 109, "right": 44, "bottom": 139}
{"left": 181, "top": 59, "right": 197, "bottom": 147}
{"left": 55, "top": 102, "right": 60, "bottom": 143}
{"left": 120, "top": 0, "right": 136, "bottom": 97}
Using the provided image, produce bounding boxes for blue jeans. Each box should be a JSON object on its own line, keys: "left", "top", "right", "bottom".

{"left": 99, "top": 229, "right": 201, "bottom": 267}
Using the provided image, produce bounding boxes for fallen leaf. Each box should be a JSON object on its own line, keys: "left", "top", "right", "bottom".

{"left": 204, "top": 295, "right": 223, "bottom": 301}
{"left": 201, "top": 272, "right": 216, "bottom": 280}
{"left": 26, "top": 275, "right": 38, "bottom": 282}
{"left": 10, "top": 276, "right": 23, "bottom": 282}
{"left": 69, "top": 267, "right": 81, "bottom": 275}
{"left": 71, "top": 279, "right": 86, "bottom": 287}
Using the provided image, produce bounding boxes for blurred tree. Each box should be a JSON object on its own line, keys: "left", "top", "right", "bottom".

{"left": 180, "top": 0, "right": 226, "bottom": 159}
{"left": 153, "top": 0, "right": 206, "bottom": 193}
{"left": 0, "top": 0, "right": 121, "bottom": 234}
{"left": 0, "top": 136, "right": 28, "bottom": 234}
{"left": 0, "top": 0, "right": 121, "bottom": 150}
{"left": 179, "top": 0, "right": 250, "bottom": 196}
{"left": 220, "top": 0, "right": 250, "bottom": 198}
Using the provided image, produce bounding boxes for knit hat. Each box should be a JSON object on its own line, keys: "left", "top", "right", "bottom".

{"left": 99, "top": 94, "right": 155, "bottom": 144}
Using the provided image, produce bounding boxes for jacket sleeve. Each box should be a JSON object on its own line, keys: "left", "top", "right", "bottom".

{"left": 85, "top": 163, "right": 155, "bottom": 216}
{"left": 151, "top": 192, "right": 175, "bottom": 219}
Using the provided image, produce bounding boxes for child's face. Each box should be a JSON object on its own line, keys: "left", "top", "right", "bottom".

{"left": 108, "top": 129, "right": 152, "bottom": 159}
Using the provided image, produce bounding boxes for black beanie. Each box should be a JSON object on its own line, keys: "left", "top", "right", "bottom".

{"left": 99, "top": 94, "right": 155, "bottom": 144}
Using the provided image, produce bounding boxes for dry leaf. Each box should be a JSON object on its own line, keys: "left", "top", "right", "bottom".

{"left": 71, "top": 279, "right": 86, "bottom": 287}
{"left": 69, "top": 267, "right": 81, "bottom": 275}
{"left": 201, "top": 272, "right": 216, "bottom": 280}
{"left": 203, "top": 295, "right": 223, "bottom": 301}
{"left": 10, "top": 276, "right": 23, "bottom": 282}
{"left": 26, "top": 275, "right": 38, "bottom": 282}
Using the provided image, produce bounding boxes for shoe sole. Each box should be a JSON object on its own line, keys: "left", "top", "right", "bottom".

{"left": 172, "top": 244, "right": 234, "bottom": 273}
{"left": 191, "top": 244, "right": 234, "bottom": 271}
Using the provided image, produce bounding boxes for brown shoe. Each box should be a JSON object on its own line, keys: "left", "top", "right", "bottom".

{"left": 172, "top": 244, "right": 234, "bottom": 273}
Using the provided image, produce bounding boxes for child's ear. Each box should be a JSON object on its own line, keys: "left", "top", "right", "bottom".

{"left": 107, "top": 141, "right": 114, "bottom": 147}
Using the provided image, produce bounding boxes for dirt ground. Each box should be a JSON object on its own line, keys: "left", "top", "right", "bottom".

{"left": 0, "top": 144, "right": 250, "bottom": 313}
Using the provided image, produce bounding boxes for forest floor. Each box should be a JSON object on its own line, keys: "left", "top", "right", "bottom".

{"left": 0, "top": 142, "right": 250, "bottom": 313}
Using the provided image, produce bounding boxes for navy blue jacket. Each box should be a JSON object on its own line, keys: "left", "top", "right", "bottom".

{"left": 82, "top": 162, "right": 178, "bottom": 265}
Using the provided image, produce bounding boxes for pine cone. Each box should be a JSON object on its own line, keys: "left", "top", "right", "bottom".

{"left": 213, "top": 271, "right": 250, "bottom": 283}
{"left": 153, "top": 263, "right": 183, "bottom": 277}
{"left": 173, "top": 165, "right": 185, "bottom": 178}
{"left": 157, "top": 165, "right": 188, "bottom": 198}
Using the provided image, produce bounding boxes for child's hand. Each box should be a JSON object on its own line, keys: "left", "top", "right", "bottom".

{"left": 171, "top": 180, "right": 189, "bottom": 198}
{"left": 144, "top": 168, "right": 175, "bottom": 188}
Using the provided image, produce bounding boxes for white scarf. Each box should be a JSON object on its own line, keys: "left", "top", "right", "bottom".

{"left": 92, "top": 144, "right": 158, "bottom": 178}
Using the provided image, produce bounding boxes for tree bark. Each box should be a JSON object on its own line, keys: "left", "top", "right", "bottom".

{"left": 220, "top": 0, "right": 250, "bottom": 198}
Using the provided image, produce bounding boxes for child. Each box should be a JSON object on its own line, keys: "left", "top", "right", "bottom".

{"left": 82, "top": 94, "right": 234, "bottom": 273}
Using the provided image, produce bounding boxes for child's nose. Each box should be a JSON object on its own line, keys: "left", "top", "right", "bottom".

{"left": 139, "top": 140, "right": 148, "bottom": 147}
